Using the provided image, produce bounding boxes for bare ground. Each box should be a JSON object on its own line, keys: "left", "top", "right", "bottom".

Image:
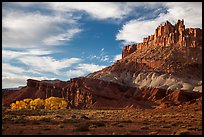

{"left": 2, "top": 103, "right": 202, "bottom": 135}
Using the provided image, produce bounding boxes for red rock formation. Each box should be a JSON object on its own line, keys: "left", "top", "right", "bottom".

{"left": 2, "top": 78, "right": 201, "bottom": 109}
{"left": 122, "top": 44, "right": 137, "bottom": 59}
{"left": 2, "top": 78, "right": 138, "bottom": 108}
{"left": 133, "top": 88, "right": 201, "bottom": 105}
{"left": 122, "top": 19, "right": 202, "bottom": 58}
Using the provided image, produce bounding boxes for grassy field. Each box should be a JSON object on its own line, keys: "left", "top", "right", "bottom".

{"left": 2, "top": 105, "right": 202, "bottom": 135}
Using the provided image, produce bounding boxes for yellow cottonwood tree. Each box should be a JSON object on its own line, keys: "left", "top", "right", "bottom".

{"left": 10, "top": 100, "right": 28, "bottom": 110}
{"left": 10, "top": 97, "right": 67, "bottom": 110}
{"left": 29, "top": 98, "right": 44, "bottom": 110}
{"left": 44, "top": 97, "right": 67, "bottom": 110}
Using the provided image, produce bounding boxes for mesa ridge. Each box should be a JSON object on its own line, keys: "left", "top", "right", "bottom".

{"left": 122, "top": 19, "right": 202, "bottom": 58}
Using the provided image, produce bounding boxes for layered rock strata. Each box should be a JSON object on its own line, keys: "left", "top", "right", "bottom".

{"left": 122, "top": 19, "right": 202, "bottom": 58}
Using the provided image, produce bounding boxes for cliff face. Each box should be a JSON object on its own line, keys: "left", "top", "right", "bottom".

{"left": 122, "top": 44, "right": 137, "bottom": 59}
{"left": 2, "top": 78, "right": 137, "bottom": 108}
{"left": 122, "top": 19, "right": 202, "bottom": 58}
{"left": 87, "top": 19, "right": 202, "bottom": 96}
{"left": 2, "top": 77, "right": 201, "bottom": 109}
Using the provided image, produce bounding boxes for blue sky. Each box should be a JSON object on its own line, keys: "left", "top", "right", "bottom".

{"left": 2, "top": 2, "right": 202, "bottom": 88}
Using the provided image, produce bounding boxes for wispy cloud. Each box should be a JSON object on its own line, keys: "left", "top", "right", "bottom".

{"left": 2, "top": 63, "right": 25, "bottom": 74}
{"left": 2, "top": 7, "right": 81, "bottom": 49}
{"left": 2, "top": 62, "right": 58, "bottom": 88}
{"left": 77, "top": 63, "right": 106, "bottom": 73}
{"left": 66, "top": 63, "right": 107, "bottom": 78}
{"left": 6, "top": 2, "right": 164, "bottom": 21}
{"left": 2, "top": 71, "right": 56, "bottom": 89}
{"left": 2, "top": 56, "right": 82, "bottom": 88}
{"left": 66, "top": 70, "right": 86, "bottom": 78}
{"left": 2, "top": 49, "right": 53, "bottom": 61}
{"left": 43, "top": 28, "right": 82, "bottom": 45}
{"left": 12, "top": 2, "right": 132, "bottom": 20}
{"left": 18, "top": 56, "right": 82, "bottom": 75}
{"left": 2, "top": 49, "right": 82, "bottom": 88}
{"left": 87, "top": 48, "right": 111, "bottom": 63}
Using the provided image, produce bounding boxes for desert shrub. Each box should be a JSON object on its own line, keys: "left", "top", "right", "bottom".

{"left": 30, "top": 98, "right": 44, "bottom": 110}
{"left": 10, "top": 97, "right": 67, "bottom": 110}
{"left": 23, "top": 98, "right": 33, "bottom": 104}
{"left": 44, "top": 97, "right": 67, "bottom": 110}
{"left": 10, "top": 100, "right": 29, "bottom": 110}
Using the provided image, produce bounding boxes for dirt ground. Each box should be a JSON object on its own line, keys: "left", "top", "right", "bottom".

{"left": 2, "top": 103, "right": 202, "bottom": 135}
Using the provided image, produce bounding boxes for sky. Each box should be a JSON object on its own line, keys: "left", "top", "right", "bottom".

{"left": 2, "top": 2, "right": 202, "bottom": 88}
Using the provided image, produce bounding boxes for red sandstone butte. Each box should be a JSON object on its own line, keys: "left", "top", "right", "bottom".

{"left": 122, "top": 19, "right": 202, "bottom": 58}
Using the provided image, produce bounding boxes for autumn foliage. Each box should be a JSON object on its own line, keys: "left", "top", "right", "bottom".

{"left": 44, "top": 97, "right": 68, "bottom": 110}
{"left": 10, "top": 97, "right": 68, "bottom": 110}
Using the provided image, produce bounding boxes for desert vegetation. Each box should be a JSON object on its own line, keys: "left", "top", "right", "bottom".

{"left": 10, "top": 97, "right": 67, "bottom": 110}
{"left": 2, "top": 100, "right": 202, "bottom": 135}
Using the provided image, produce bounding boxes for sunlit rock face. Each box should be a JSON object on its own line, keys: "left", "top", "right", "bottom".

{"left": 89, "top": 20, "right": 202, "bottom": 93}
{"left": 2, "top": 77, "right": 202, "bottom": 109}
{"left": 87, "top": 19, "right": 202, "bottom": 104}
{"left": 122, "top": 19, "right": 202, "bottom": 58}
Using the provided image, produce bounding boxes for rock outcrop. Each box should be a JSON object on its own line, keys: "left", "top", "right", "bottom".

{"left": 122, "top": 44, "right": 137, "bottom": 58}
{"left": 2, "top": 78, "right": 138, "bottom": 108}
{"left": 122, "top": 19, "right": 202, "bottom": 58}
{"left": 2, "top": 77, "right": 202, "bottom": 109}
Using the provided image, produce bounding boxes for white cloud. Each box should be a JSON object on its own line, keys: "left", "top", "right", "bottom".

{"left": 116, "top": 19, "right": 160, "bottom": 43}
{"left": 66, "top": 63, "right": 107, "bottom": 78}
{"left": 113, "top": 54, "right": 122, "bottom": 62}
{"left": 87, "top": 55, "right": 99, "bottom": 60}
{"left": 2, "top": 49, "right": 53, "bottom": 61}
{"left": 100, "top": 55, "right": 109, "bottom": 62}
{"left": 164, "top": 2, "right": 202, "bottom": 28}
{"left": 2, "top": 62, "right": 58, "bottom": 88}
{"left": 2, "top": 72, "right": 29, "bottom": 88}
{"left": 66, "top": 70, "right": 86, "bottom": 78}
{"left": 2, "top": 63, "right": 25, "bottom": 74}
{"left": 99, "top": 48, "right": 110, "bottom": 62}
{"left": 2, "top": 56, "right": 83, "bottom": 88}
{"left": 41, "top": 2, "right": 131, "bottom": 20}
{"left": 2, "top": 71, "right": 55, "bottom": 89}
{"left": 87, "top": 48, "right": 111, "bottom": 62}
{"left": 43, "top": 28, "right": 82, "bottom": 45}
{"left": 2, "top": 8, "right": 81, "bottom": 49}
{"left": 7, "top": 2, "right": 164, "bottom": 21}
{"left": 18, "top": 56, "right": 82, "bottom": 75}
{"left": 116, "top": 2, "right": 202, "bottom": 43}
{"left": 77, "top": 64, "right": 107, "bottom": 73}
{"left": 2, "top": 62, "right": 42, "bottom": 76}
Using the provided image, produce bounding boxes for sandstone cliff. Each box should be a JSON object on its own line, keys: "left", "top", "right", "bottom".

{"left": 2, "top": 77, "right": 201, "bottom": 109}
{"left": 122, "top": 19, "right": 202, "bottom": 58}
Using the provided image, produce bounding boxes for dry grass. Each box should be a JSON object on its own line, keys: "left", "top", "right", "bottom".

{"left": 2, "top": 105, "right": 202, "bottom": 135}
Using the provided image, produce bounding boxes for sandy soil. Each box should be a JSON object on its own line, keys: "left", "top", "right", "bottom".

{"left": 2, "top": 102, "right": 202, "bottom": 135}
